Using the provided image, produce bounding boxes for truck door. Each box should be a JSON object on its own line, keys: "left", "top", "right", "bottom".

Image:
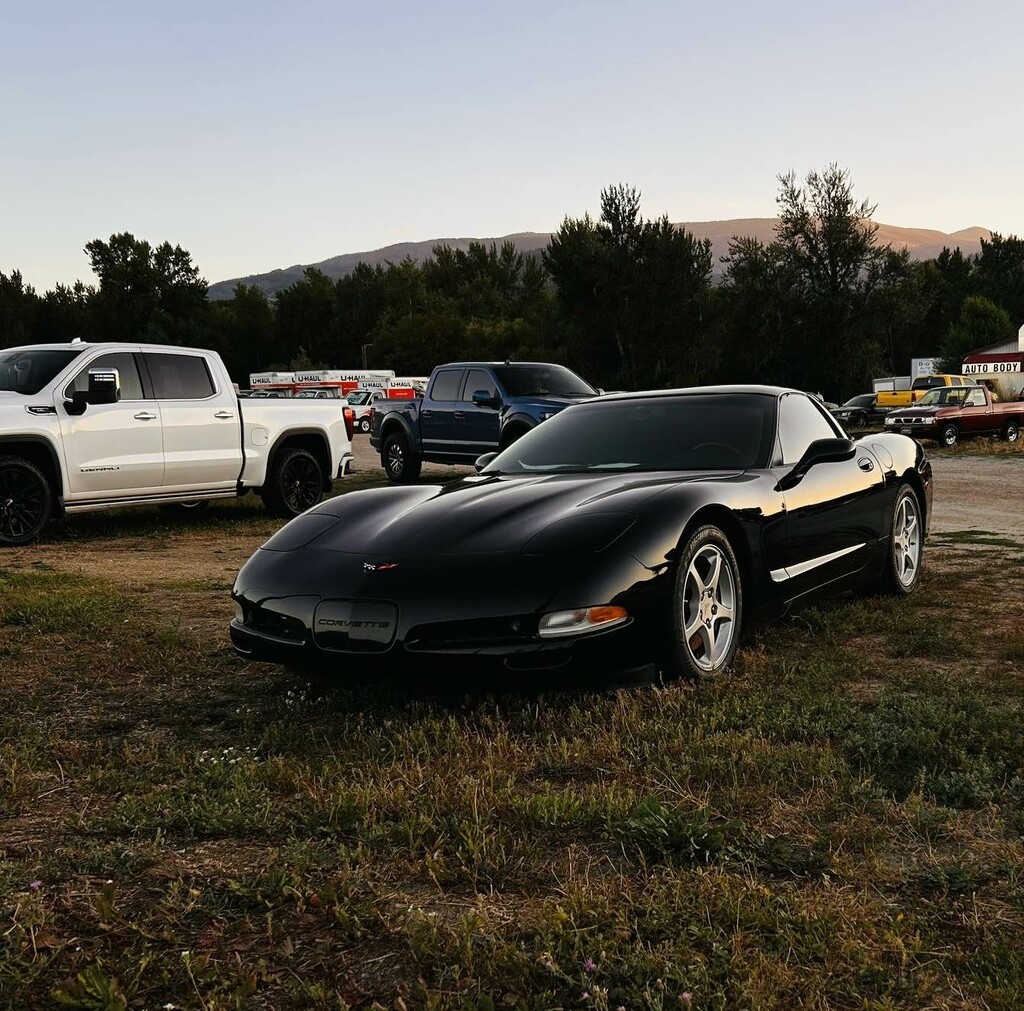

{"left": 456, "top": 368, "right": 501, "bottom": 460}
{"left": 420, "top": 368, "right": 465, "bottom": 457}
{"left": 141, "top": 352, "right": 243, "bottom": 492}
{"left": 959, "top": 386, "right": 991, "bottom": 434}
{"left": 57, "top": 351, "right": 165, "bottom": 499}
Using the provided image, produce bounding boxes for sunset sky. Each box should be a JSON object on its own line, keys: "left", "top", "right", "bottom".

{"left": 4, "top": 0, "right": 1023, "bottom": 290}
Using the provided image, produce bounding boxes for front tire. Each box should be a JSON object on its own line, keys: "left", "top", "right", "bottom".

{"left": 876, "top": 484, "right": 924, "bottom": 596}
{"left": 666, "top": 524, "right": 743, "bottom": 679}
{"left": 261, "top": 447, "right": 325, "bottom": 518}
{"left": 359, "top": 417, "right": 371, "bottom": 433}
{"left": 499, "top": 425, "right": 531, "bottom": 451}
{"left": 0, "top": 456, "right": 54, "bottom": 547}
{"left": 1003, "top": 421, "right": 1019, "bottom": 443}
{"left": 382, "top": 432, "right": 421, "bottom": 484}
{"left": 940, "top": 423, "right": 959, "bottom": 447}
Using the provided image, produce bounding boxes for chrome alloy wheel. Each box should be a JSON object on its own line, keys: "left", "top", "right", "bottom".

{"left": 681, "top": 543, "right": 737, "bottom": 671}
{"left": 892, "top": 492, "right": 921, "bottom": 588}
{"left": 386, "top": 439, "right": 404, "bottom": 477}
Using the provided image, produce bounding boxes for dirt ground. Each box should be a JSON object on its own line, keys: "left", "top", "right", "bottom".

{"left": 927, "top": 453, "right": 1024, "bottom": 538}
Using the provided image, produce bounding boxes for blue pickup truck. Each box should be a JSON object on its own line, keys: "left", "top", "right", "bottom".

{"left": 369, "top": 361, "right": 598, "bottom": 482}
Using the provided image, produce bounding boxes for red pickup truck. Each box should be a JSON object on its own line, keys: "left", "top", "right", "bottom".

{"left": 883, "top": 384, "right": 1024, "bottom": 446}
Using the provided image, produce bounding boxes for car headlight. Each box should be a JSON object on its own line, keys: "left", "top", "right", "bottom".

{"left": 919, "top": 416, "right": 935, "bottom": 424}
{"left": 885, "top": 417, "right": 895, "bottom": 425}
{"left": 538, "top": 605, "right": 629, "bottom": 638}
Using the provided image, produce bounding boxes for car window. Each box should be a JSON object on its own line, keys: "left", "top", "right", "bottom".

{"left": 492, "top": 364, "right": 595, "bottom": 398}
{"left": 486, "top": 394, "right": 776, "bottom": 473}
{"left": 463, "top": 368, "right": 497, "bottom": 402}
{"left": 778, "top": 393, "right": 839, "bottom": 465}
{"left": 965, "top": 388, "right": 986, "bottom": 407}
{"left": 429, "top": 370, "right": 463, "bottom": 401}
{"left": 143, "top": 353, "right": 216, "bottom": 400}
{"left": 0, "top": 349, "right": 84, "bottom": 395}
{"left": 66, "top": 352, "right": 145, "bottom": 402}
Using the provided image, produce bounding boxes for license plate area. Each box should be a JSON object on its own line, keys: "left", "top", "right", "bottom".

{"left": 901, "top": 427, "right": 912, "bottom": 435}
{"left": 313, "top": 600, "right": 398, "bottom": 652}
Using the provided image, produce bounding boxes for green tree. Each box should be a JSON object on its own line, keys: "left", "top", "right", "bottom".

{"left": 545, "top": 184, "right": 713, "bottom": 388}
{"left": 936, "top": 296, "right": 1012, "bottom": 372}
{"left": 0, "top": 271, "right": 40, "bottom": 348}
{"left": 85, "top": 233, "right": 208, "bottom": 343}
{"left": 973, "top": 233, "right": 1024, "bottom": 327}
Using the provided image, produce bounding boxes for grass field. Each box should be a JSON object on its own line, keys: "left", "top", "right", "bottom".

{"left": 1, "top": 471, "right": 1023, "bottom": 1009}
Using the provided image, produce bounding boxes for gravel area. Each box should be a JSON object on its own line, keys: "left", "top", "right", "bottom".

{"left": 352, "top": 436, "right": 1024, "bottom": 542}
{"left": 927, "top": 453, "right": 1024, "bottom": 539}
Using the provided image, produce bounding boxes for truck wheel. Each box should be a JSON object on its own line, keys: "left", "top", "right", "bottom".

{"left": 0, "top": 456, "right": 54, "bottom": 547}
{"left": 1003, "top": 421, "right": 1019, "bottom": 443}
{"left": 261, "top": 447, "right": 325, "bottom": 518}
{"left": 940, "top": 423, "right": 959, "bottom": 447}
{"left": 383, "top": 432, "right": 421, "bottom": 484}
{"left": 359, "top": 417, "right": 371, "bottom": 433}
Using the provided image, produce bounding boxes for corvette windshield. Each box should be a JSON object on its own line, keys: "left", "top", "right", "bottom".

{"left": 0, "top": 349, "right": 83, "bottom": 395}
{"left": 486, "top": 393, "right": 776, "bottom": 474}
{"left": 493, "top": 365, "right": 596, "bottom": 398}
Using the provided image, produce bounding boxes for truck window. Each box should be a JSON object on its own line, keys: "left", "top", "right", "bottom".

{"left": 964, "top": 388, "right": 986, "bottom": 407}
{"left": 144, "top": 353, "right": 216, "bottom": 400}
{"left": 462, "top": 369, "right": 497, "bottom": 402}
{"left": 66, "top": 353, "right": 145, "bottom": 401}
{"left": 911, "top": 376, "right": 944, "bottom": 390}
{"left": 429, "top": 370, "right": 464, "bottom": 401}
{"left": 0, "top": 348, "right": 83, "bottom": 395}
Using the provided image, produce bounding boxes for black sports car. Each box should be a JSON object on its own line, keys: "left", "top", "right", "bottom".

{"left": 230, "top": 387, "right": 931, "bottom": 680}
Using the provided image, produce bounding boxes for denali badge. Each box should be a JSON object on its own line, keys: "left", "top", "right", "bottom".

{"left": 363, "top": 562, "right": 399, "bottom": 573}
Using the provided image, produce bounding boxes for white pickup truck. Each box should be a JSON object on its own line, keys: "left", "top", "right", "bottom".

{"left": 0, "top": 341, "right": 354, "bottom": 546}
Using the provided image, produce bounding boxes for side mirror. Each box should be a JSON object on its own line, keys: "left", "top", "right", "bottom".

{"left": 69, "top": 368, "right": 121, "bottom": 413}
{"left": 475, "top": 451, "right": 498, "bottom": 473}
{"left": 776, "top": 437, "right": 855, "bottom": 491}
{"left": 472, "top": 389, "right": 497, "bottom": 408}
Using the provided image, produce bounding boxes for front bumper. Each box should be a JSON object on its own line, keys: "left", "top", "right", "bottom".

{"left": 229, "top": 546, "right": 664, "bottom": 679}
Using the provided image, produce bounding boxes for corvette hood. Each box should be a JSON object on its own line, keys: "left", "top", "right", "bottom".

{"left": 293, "top": 470, "right": 742, "bottom": 556}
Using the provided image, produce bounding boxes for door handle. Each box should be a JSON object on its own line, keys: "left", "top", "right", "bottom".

{"left": 421, "top": 410, "right": 433, "bottom": 418}
{"left": 453, "top": 411, "right": 466, "bottom": 420}
{"left": 134, "top": 411, "right": 158, "bottom": 421}
{"left": 857, "top": 457, "right": 874, "bottom": 472}
{"left": 214, "top": 411, "right": 235, "bottom": 419}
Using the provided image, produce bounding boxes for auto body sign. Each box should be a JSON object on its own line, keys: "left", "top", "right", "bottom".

{"left": 963, "top": 361, "right": 1022, "bottom": 374}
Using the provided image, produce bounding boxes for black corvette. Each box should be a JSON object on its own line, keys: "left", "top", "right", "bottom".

{"left": 230, "top": 387, "right": 931, "bottom": 680}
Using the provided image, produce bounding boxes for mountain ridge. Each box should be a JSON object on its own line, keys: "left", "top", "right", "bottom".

{"left": 207, "top": 219, "right": 992, "bottom": 300}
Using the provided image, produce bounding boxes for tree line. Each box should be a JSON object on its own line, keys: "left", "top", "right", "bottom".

{"left": 3, "top": 166, "right": 1022, "bottom": 402}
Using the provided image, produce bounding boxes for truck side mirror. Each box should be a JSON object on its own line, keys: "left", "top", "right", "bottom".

{"left": 472, "top": 389, "right": 497, "bottom": 408}
{"left": 69, "top": 368, "right": 121, "bottom": 413}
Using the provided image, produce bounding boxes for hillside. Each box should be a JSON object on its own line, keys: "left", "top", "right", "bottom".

{"left": 207, "top": 220, "right": 991, "bottom": 299}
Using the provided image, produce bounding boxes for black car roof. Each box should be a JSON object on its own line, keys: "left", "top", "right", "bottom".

{"left": 597, "top": 385, "right": 794, "bottom": 402}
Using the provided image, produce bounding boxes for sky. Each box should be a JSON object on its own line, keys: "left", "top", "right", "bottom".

{"left": 3, "top": 0, "right": 1024, "bottom": 291}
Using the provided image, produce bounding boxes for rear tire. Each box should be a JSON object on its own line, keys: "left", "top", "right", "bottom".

{"left": 940, "top": 423, "right": 959, "bottom": 447}
{"left": 0, "top": 456, "right": 53, "bottom": 547}
{"left": 664, "top": 524, "right": 743, "bottom": 680}
{"left": 875, "top": 484, "right": 924, "bottom": 596}
{"left": 383, "top": 431, "right": 421, "bottom": 484}
{"left": 1003, "top": 421, "right": 1019, "bottom": 443}
{"left": 359, "top": 417, "right": 371, "bottom": 433}
{"left": 261, "top": 447, "right": 325, "bottom": 518}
